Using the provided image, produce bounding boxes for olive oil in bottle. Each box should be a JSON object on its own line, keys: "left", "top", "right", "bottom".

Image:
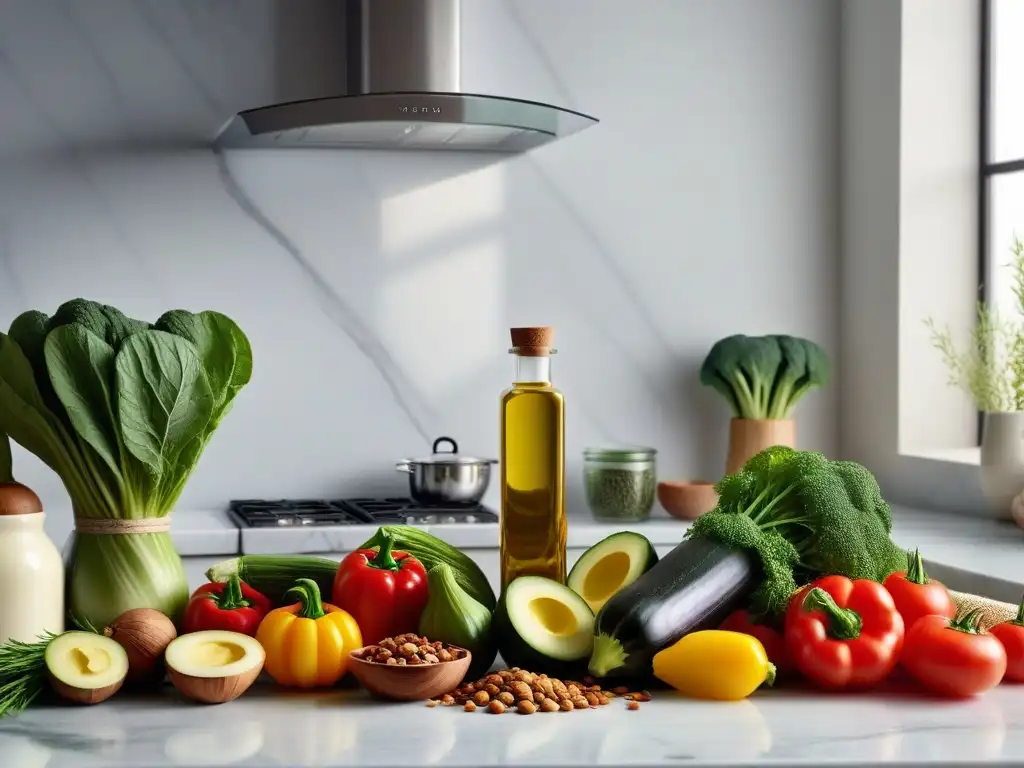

{"left": 500, "top": 326, "right": 567, "bottom": 589}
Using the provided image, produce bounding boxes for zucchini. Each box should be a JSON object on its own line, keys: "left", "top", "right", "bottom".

{"left": 567, "top": 531, "right": 658, "bottom": 614}
{"left": 359, "top": 527, "right": 496, "bottom": 610}
{"left": 587, "top": 537, "right": 757, "bottom": 680}
{"left": 205, "top": 555, "right": 339, "bottom": 606}
{"left": 493, "top": 576, "right": 594, "bottom": 677}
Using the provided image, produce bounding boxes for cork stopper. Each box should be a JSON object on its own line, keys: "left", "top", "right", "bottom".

{"left": 510, "top": 327, "right": 555, "bottom": 357}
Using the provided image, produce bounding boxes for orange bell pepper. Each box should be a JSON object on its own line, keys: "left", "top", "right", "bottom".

{"left": 256, "top": 577, "right": 362, "bottom": 688}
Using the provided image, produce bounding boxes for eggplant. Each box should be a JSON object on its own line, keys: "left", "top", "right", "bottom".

{"left": 587, "top": 536, "right": 758, "bottom": 680}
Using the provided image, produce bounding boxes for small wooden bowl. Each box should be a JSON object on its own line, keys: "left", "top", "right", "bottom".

{"left": 658, "top": 480, "right": 719, "bottom": 520}
{"left": 348, "top": 646, "right": 472, "bottom": 702}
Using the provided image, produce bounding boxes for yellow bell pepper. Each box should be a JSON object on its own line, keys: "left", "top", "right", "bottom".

{"left": 256, "top": 578, "right": 362, "bottom": 688}
{"left": 652, "top": 630, "right": 775, "bottom": 701}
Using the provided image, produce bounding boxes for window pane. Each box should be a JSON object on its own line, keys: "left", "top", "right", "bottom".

{"left": 988, "top": 170, "right": 1024, "bottom": 317}
{"left": 991, "top": 0, "right": 1024, "bottom": 162}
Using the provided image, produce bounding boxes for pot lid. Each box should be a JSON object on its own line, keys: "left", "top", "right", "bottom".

{"left": 405, "top": 437, "right": 497, "bottom": 465}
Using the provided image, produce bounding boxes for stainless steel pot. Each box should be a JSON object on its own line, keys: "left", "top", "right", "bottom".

{"left": 396, "top": 437, "right": 497, "bottom": 505}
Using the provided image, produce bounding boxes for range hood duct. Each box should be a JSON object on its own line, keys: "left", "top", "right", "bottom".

{"left": 216, "top": 0, "right": 598, "bottom": 152}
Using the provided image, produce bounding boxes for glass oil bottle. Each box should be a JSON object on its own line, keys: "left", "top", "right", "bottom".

{"left": 499, "top": 326, "right": 567, "bottom": 588}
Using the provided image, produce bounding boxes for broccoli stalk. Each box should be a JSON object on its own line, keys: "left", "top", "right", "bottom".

{"left": 700, "top": 334, "right": 829, "bottom": 420}
{"left": 687, "top": 445, "right": 906, "bottom": 617}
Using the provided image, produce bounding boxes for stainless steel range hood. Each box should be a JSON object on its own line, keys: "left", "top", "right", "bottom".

{"left": 215, "top": 0, "right": 598, "bottom": 152}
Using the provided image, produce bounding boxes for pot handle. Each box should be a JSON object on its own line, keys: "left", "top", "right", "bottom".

{"left": 395, "top": 461, "right": 413, "bottom": 474}
{"left": 432, "top": 436, "right": 458, "bottom": 455}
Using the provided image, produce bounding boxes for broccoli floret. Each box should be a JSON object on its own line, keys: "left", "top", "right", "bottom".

{"left": 687, "top": 445, "right": 905, "bottom": 617}
{"left": 766, "top": 335, "right": 830, "bottom": 419}
{"left": 700, "top": 335, "right": 782, "bottom": 419}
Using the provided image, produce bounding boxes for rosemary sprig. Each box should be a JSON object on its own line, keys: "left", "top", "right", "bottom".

{"left": 0, "top": 632, "right": 57, "bottom": 719}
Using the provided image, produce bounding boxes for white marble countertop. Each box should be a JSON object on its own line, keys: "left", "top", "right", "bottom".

{"left": 2, "top": 681, "right": 1023, "bottom": 767}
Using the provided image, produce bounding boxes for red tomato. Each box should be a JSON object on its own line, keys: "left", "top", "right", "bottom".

{"left": 719, "top": 609, "right": 793, "bottom": 675}
{"left": 989, "top": 598, "right": 1024, "bottom": 683}
{"left": 902, "top": 610, "right": 1007, "bottom": 697}
{"left": 883, "top": 549, "right": 956, "bottom": 633}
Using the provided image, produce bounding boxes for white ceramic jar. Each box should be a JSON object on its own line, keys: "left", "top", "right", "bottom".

{"left": 0, "top": 484, "right": 64, "bottom": 643}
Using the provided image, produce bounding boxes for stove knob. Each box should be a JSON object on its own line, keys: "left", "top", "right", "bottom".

{"left": 442, "top": 516, "right": 457, "bottom": 524}
{"left": 465, "top": 515, "right": 477, "bottom": 523}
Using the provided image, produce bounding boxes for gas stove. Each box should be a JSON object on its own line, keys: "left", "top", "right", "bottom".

{"left": 228, "top": 498, "right": 499, "bottom": 529}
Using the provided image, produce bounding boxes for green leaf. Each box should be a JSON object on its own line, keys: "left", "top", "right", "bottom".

{"left": 0, "top": 333, "right": 67, "bottom": 473}
{"left": 114, "top": 331, "right": 214, "bottom": 478}
{"left": 44, "top": 325, "right": 123, "bottom": 479}
{"left": 154, "top": 310, "right": 252, "bottom": 426}
{"left": 0, "top": 433, "right": 11, "bottom": 483}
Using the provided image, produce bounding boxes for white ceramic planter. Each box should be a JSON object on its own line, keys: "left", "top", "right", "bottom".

{"left": 980, "top": 411, "right": 1024, "bottom": 520}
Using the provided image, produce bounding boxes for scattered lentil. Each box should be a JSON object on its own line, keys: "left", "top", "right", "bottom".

{"left": 434, "top": 667, "right": 643, "bottom": 714}
{"left": 627, "top": 701, "right": 640, "bottom": 711}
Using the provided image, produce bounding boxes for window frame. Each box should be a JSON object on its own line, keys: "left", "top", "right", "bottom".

{"left": 980, "top": 0, "right": 1024, "bottom": 444}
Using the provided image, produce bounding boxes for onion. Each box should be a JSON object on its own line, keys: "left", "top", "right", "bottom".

{"left": 103, "top": 608, "right": 177, "bottom": 683}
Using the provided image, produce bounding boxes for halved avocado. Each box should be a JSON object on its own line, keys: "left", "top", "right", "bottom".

{"left": 165, "top": 630, "right": 265, "bottom": 704}
{"left": 568, "top": 531, "right": 658, "bottom": 614}
{"left": 493, "top": 576, "right": 594, "bottom": 676}
{"left": 45, "top": 631, "right": 129, "bottom": 705}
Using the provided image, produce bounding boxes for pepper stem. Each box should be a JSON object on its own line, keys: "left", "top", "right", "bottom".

{"left": 905, "top": 548, "right": 929, "bottom": 585}
{"left": 802, "top": 587, "right": 863, "bottom": 640}
{"left": 285, "top": 578, "right": 326, "bottom": 620}
{"left": 211, "top": 574, "right": 250, "bottom": 611}
{"left": 368, "top": 531, "right": 400, "bottom": 571}
{"left": 948, "top": 607, "right": 984, "bottom": 634}
{"left": 762, "top": 662, "right": 777, "bottom": 688}
{"left": 1014, "top": 594, "right": 1024, "bottom": 626}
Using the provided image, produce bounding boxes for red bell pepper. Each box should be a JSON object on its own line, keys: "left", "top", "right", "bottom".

{"left": 785, "top": 575, "right": 904, "bottom": 689}
{"left": 882, "top": 548, "right": 956, "bottom": 633}
{"left": 182, "top": 574, "right": 272, "bottom": 636}
{"left": 332, "top": 531, "right": 429, "bottom": 644}
{"left": 719, "top": 609, "right": 793, "bottom": 676}
{"left": 989, "top": 595, "right": 1024, "bottom": 683}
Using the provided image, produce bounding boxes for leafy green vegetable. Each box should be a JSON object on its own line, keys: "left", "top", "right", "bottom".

{"left": 687, "top": 445, "right": 905, "bottom": 617}
{"left": 700, "top": 334, "right": 830, "bottom": 419}
{"left": 0, "top": 299, "right": 251, "bottom": 627}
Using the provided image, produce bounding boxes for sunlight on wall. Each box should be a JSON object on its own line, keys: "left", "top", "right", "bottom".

{"left": 379, "top": 164, "right": 505, "bottom": 255}
{"left": 380, "top": 241, "right": 504, "bottom": 397}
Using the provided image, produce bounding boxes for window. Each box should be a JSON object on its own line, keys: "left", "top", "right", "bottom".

{"left": 983, "top": 0, "right": 1024, "bottom": 324}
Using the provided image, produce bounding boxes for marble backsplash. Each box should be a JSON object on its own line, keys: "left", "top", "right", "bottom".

{"left": 0, "top": 0, "right": 839, "bottom": 519}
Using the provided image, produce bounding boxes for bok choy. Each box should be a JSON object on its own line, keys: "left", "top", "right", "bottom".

{"left": 0, "top": 299, "right": 252, "bottom": 627}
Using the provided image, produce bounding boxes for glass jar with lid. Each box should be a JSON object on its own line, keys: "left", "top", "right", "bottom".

{"left": 582, "top": 446, "right": 657, "bottom": 522}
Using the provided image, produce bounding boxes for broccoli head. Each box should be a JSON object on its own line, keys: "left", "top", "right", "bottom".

{"left": 700, "top": 335, "right": 782, "bottom": 419}
{"left": 687, "top": 445, "right": 905, "bottom": 617}
{"left": 766, "top": 335, "right": 830, "bottom": 419}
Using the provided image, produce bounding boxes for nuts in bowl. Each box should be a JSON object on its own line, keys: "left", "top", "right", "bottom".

{"left": 348, "top": 634, "right": 471, "bottom": 701}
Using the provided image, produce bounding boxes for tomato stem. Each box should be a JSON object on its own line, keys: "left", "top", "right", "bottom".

{"left": 802, "top": 587, "right": 863, "bottom": 640}
{"left": 905, "top": 548, "right": 929, "bottom": 585}
{"left": 1013, "top": 594, "right": 1024, "bottom": 626}
{"left": 947, "top": 607, "right": 984, "bottom": 634}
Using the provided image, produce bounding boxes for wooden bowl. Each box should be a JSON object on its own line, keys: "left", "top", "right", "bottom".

{"left": 348, "top": 646, "right": 472, "bottom": 702}
{"left": 658, "top": 480, "right": 719, "bottom": 520}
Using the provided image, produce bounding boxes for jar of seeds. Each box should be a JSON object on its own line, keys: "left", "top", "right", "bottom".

{"left": 583, "top": 447, "right": 657, "bottom": 522}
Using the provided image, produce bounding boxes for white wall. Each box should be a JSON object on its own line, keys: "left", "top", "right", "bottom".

{"left": 0, "top": 0, "right": 840, "bottom": 518}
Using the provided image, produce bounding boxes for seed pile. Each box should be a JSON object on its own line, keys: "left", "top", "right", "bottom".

{"left": 427, "top": 668, "right": 650, "bottom": 713}
{"left": 353, "top": 634, "right": 467, "bottom": 666}
{"left": 584, "top": 467, "right": 656, "bottom": 520}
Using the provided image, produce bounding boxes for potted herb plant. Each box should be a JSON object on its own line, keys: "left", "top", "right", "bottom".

{"left": 927, "top": 237, "right": 1024, "bottom": 521}
{"left": 699, "top": 334, "right": 830, "bottom": 474}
